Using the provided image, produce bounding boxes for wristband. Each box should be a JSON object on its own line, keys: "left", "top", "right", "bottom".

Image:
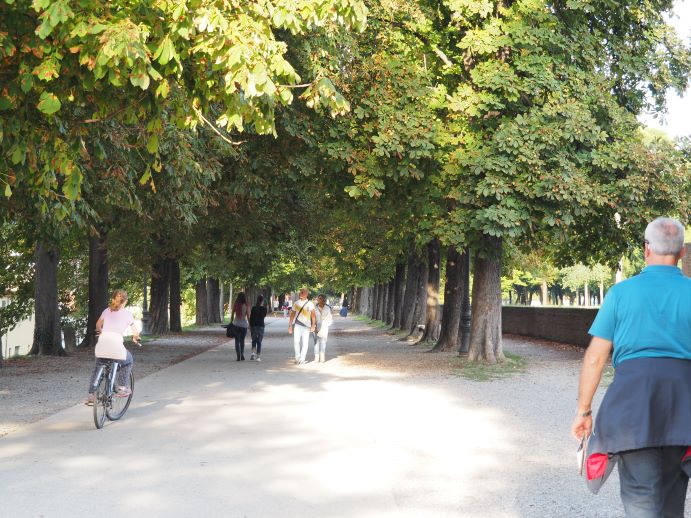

{"left": 577, "top": 410, "right": 592, "bottom": 417}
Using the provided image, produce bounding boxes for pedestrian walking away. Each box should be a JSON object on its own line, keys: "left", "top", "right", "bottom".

{"left": 314, "top": 294, "right": 333, "bottom": 362}
{"left": 571, "top": 217, "right": 691, "bottom": 517}
{"left": 231, "top": 293, "right": 250, "bottom": 361}
{"left": 288, "top": 288, "right": 316, "bottom": 364}
{"left": 86, "top": 289, "right": 140, "bottom": 405}
{"left": 249, "top": 295, "right": 268, "bottom": 361}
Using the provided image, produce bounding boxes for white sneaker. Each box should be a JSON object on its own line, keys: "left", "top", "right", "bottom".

{"left": 256, "top": 357, "right": 261, "bottom": 362}
{"left": 250, "top": 353, "right": 256, "bottom": 360}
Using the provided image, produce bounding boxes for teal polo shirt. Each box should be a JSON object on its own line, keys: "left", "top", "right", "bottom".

{"left": 589, "top": 265, "right": 691, "bottom": 367}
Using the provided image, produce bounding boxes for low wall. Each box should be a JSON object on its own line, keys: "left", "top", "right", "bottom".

{"left": 502, "top": 306, "right": 598, "bottom": 348}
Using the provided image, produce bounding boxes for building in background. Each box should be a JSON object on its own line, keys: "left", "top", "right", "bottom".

{"left": 1, "top": 297, "right": 34, "bottom": 359}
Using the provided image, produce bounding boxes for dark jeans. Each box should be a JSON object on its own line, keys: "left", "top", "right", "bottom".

{"left": 619, "top": 446, "right": 689, "bottom": 518}
{"left": 88, "top": 351, "right": 133, "bottom": 394}
{"left": 234, "top": 326, "right": 248, "bottom": 359}
{"left": 250, "top": 326, "right": 265, "bottom": 355}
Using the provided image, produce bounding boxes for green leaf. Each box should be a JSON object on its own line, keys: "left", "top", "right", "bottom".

{"left": 37, "top": 91, "right": 61, "bottom": 114}
{"left": 146, "top": 134, "right": 159, "bottom": 154}
{"left": 4, "top": 183, "right": 11, "bottom": 197}
{"left": 153, "top": 35, "right": 177, "bottom": 66}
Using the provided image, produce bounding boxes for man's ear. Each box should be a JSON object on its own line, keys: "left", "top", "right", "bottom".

{"left": 679, "top": 245, "right": 686, "bottom": 260}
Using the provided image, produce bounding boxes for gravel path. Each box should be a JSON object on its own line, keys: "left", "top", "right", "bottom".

{"left": 0, "top": 316, "right": 688, "bottom": 517}
{"left": 0, "top": 329, "right": 225, "bottom": 437}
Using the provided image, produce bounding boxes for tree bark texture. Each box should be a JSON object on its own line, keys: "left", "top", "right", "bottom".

{"left": 376, "top": 283, "right": 386, "bottom": 321}
{"left": 169, "top": 259, "right": 182, "bottom": 332}
{"left": 81, "top": 228, "right": 109, "bottom": 347}
{"left": 432, "top": 246, "right": 464, "bottom": 352}
{"left": 370, "top": 285, "right": 378, "bottom": 319}
{"left": 457, "top": 249, "right": 472, "bottom": 353}
{"left": 409, "top": 255, "right": 428, "bottom": 335}
{"left": 31, "top": 242, "right": 64, "bottom": 356}
{"left": 354, "top": 287, "right": 362, "bottom": 313}
{"left": 392, "top": 260, "right": 406, "bottom": 329}
{"left": 420, "top": 239, "right": 441, "bottom": 342}
{"left": 195, "top": 278, "right": 209, "bottom": 325}
{"left": 207, "top": 277, "right": 221, "bottom": 323}
{"left": 149, "top": 258, "right": 171, "bottom": 335}
{"left": 385, "top": 279, "right": 395, "bottom": 325}
{"left": 468, "top": 236, "right": 505, "bottom": 364}
{"left": 400, "top": 249, "right": 420, "bottom": 331}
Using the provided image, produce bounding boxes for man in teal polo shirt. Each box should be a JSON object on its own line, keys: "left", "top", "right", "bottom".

{"left": 571, "top": 217, "right": 691, "bottom": 517}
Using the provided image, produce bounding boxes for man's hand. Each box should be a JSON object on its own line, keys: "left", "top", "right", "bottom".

{"left": 571, "top": 414, "right": 592, "bottom": 441}
{"left": 133, "top": 335, "right": 141, "bottom": 346}
{"left": 288, "top": 324, "right": 293, "bottom": 335}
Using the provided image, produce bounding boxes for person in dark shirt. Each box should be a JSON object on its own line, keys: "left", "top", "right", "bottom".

{"left": 249, "top": 295, "right": 268, "bottom": 361}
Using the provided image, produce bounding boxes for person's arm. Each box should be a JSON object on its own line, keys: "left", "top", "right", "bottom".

{"left": 288, "top": 308, "right": 296, "bottom": 334}
{"left": 96, "top": 316, "right": 104, "bottom": 334}
{"left": 130, "top": 322, "right": 141, "bottom": 343}
{"left": 310, "top": 308, "right": 316, "bottom": 332}
{"left": 571, "top": 336, "right": 613, "bottom": 440}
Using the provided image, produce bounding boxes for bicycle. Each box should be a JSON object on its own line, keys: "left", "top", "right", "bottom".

{"left": 92, "top": 340, "right": 139, "bottom": 429}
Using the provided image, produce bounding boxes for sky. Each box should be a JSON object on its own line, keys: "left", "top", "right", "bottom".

{"left": 638, "top": 0, "right": 691, "bottom": 138}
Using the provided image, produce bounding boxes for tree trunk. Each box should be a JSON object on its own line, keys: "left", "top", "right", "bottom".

{"left": 354, "top": 287, "right": 362, "bottom": 313}
{"left": 169, "top": 259, "right": 182, "bottom": 332}
{"left": 81, "top": 228, "right": 109, "bottom": 347}
{"left": 541, "top": 280, "right": 548, "bottom": 306}
{"left": 385, "top": 279, "right": 395, "bottom": 325}
{"left": 584, "top": 282, "right": 590, "bottom": 307}
{"left": 457, "top": 248, "right": 472, "bottom": 353}
{"left": 30, "top": 242, "right": 64, "bottom": 356}
{"left": 400, "top": 248, "right": 420, "bottom": 331}
{"left": 599, "top": 281, "right": 604, "bottom": 305}
{"left": 432, "top": 246, "right": 463, "bottom": 351}
{"left": 468, "top": 236, "right": 505, "bottom": 364}
{"left": 207, "top": 278, "right": 221, "bottom": 323}
{"left": 420, "top": 239, "right": 441, "bottom": 342}
{"left": 219, "top": 282, "right": 225, "bottom": 321}
{"left": 409, "top": 255, "right": 428, "bottom": 335}
{"left": 149, "top": 258, "right": 171, "bottom": 334}
{"left": 195, "top": 278, "right": 209, "bottom": 325}
{"left": 376, "top": 283, "right": 386, "bottom": 321}
{"left": 392, "top": 260, "right": 406, "bottom": 328}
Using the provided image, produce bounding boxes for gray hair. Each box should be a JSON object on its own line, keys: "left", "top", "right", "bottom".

{"left": 644, "top": 217, "right": 685, "bottom": 256}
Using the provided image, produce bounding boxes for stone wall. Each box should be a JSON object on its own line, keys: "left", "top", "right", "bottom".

{"left": 502, "top": 306, "right": 598, "bottom": 348}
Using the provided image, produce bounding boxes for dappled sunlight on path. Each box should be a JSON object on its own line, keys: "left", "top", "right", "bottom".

{"left": 0, "top": 316, "right": 649, "bottom": 517}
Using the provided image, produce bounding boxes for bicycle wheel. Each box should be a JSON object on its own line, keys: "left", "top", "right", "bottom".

{"left": 106, "top": 371, "right": 134, "bottom": 421}
{"left": 93, "top": 372, "right": 108, "bottom": 429}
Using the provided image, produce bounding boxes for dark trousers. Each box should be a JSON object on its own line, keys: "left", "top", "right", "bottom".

{"left": 618, "top": 446, "right": 689, "bottom": 518}
{"left": 234, "top": 326, "right": 247, "bottom": 360}
{"left": 250, "top": 326, "right": 265, "bottom": 355}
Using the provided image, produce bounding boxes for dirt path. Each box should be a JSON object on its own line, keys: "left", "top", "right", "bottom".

{"left": 1, "top": 316, "right": 688, "bottom": 517}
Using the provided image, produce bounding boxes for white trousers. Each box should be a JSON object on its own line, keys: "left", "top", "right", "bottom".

{"left": 293, "top": 324, "right": 311, "bottom": 362}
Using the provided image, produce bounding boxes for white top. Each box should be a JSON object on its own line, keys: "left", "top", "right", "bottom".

{"left": 100, "top": 308, "right": 135, "bottom": 335}
{"left": 293, "top": 299, "right": 315, "bottom": 326}
{"left": 315, "top": 304, "right": 333, "bottom": 331}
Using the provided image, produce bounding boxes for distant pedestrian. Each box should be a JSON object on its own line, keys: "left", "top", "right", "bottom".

{"left": 314, "top": 294, "right": 333, "bottom": 363}
{"left": 288, "top": 288, "right": 316, "bottom": 364}
{"left": 230, "top": 292, "right": 250, "bottom": 361}
{"left": 572, "top": 217, "right": 691, "bottom": 516}
{"left": 249, "top": 295, "right": 268, "bottom": 361}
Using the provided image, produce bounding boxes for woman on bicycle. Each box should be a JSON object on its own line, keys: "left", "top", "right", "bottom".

{"left": 230, "top": 292, "right": 250, "bottom": 361}
{"left": 85, "top": 289, "right": 140, "bottom": 405}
